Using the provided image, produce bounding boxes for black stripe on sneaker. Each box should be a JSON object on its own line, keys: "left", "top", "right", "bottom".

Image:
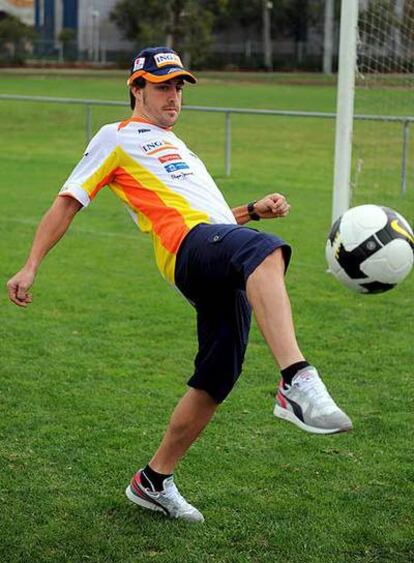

{"left": 131, "top": 481, "right": 170, "bottom": 517}
{"left": 283, "top": 395, "right": 304, "bottom": 422}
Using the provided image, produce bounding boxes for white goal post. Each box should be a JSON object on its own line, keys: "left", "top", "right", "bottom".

{"left": 332, "top": 0, "right": 414, "bottom": 224}
{"left": 332, "top": 0, "right": 359, "bottom": 222}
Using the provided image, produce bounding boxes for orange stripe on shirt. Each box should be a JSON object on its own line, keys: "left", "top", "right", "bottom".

{"left": 89, "top": 171, "right": 115, "bottom": 200}
{"left": 115, "top": 167, "right": 190, "bottom": 255}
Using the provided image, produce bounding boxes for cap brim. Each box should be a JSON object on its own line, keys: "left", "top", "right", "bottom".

{"left": 128, "top": 69, "right": 196, "bottom": 86}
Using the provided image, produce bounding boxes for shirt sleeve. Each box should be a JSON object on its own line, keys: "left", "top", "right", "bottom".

{"left": 59, "top": 124, "right": 119, "bottom": 208}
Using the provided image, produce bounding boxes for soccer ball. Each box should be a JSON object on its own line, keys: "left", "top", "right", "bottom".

{"left": 326, "top": 204, "right": 414, "bottom": 293}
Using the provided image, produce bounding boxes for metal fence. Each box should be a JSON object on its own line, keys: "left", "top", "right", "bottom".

{"left": 0, "top": 93, "right": 412, "bottom": 192}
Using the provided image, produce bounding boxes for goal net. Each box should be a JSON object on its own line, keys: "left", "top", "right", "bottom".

{"left": 351, "top": 0, "right": 414, "bottom": 211}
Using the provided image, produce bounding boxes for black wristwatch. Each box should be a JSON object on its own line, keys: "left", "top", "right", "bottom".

{"left": 247, "top": 201, "right": 260, "bottom": 221}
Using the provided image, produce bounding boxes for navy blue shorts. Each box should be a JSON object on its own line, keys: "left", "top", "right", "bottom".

{"left": 175, "top": 224, "right": 291, "bottom": 403}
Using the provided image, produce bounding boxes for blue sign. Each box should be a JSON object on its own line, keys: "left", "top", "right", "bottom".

{"left": 165, "top": 162, "right": 190, "bottom": 173}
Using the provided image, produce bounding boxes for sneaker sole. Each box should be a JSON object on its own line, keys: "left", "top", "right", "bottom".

{"left": 125, "top": 485, "right": 167, "bottom": 515}
{"left": 273, "top": 405, "right": 353, "bottom": 435}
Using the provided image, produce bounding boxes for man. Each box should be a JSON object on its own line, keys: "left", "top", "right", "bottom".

{"left": 7, "top": 47, "right": 352, "bottom": 523}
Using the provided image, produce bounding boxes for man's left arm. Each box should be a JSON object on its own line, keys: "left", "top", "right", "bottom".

{"left": 232, "top": 193, "right": 290, "bottom": 225}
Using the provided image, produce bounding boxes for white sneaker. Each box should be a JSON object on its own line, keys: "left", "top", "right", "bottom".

{"left": 274, "top": 366, "right": 353, "bottom": 434}
{"left": 126, "top": 470, "right": 204, "bottom": 523}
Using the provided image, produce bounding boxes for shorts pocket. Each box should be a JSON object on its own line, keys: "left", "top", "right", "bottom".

{"left": 207, "top": 225, "right": 241, "bottom": 244}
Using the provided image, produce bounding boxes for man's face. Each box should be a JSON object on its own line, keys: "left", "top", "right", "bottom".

{"left": 132, "top": 78, "right": 184, "bottom": 128}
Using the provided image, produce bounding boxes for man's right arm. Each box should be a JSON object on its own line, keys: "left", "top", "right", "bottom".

{"left": 6, "top": 195, "right": 82, "bottom": 308}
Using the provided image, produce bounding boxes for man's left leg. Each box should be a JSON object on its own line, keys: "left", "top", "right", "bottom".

{"left": 246, "top": 248, "right": 352, "bottom": 434}
{"left": 126, "top": 289, "right": 249, "bottom": 523}
{"left": 149, "top": 388, "right": 218, "bottom": 474}
{"left": 126, "top": 388, "right": 217, "bottom": 522}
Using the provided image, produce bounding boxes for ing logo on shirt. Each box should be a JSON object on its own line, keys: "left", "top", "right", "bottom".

{"left": 141, "top": 140, "right": 178, "bottom": 155}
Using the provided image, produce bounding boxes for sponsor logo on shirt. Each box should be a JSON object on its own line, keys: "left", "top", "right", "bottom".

{"left": 137, "top": 128, "right": 151, "bottom": 134}
{"left": 158, "top": 153, "right": 182, "bottom": 164}
{"left": 170, "top": 171, "right": 194, "bottom": 180}
{"left": 154, "top": 53, "right": 183, "bottom": 68}
{"left": 164, "top": 162, "right": 190, "bottom": 173}
{"left": 141, "top": 140, "right": 178, "bottom": 154}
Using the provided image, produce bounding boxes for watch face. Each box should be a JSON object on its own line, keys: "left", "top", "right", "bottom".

{"left": 247, "top": 201, "right": 255, "bottom": 212}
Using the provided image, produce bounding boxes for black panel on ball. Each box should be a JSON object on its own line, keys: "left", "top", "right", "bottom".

{"left": 359, "top": 281, "right": 396, "bottom": 293}
{"left": 336, "top": 234, "right": 381, "bottom": 279}
{"left": 380, "top": 207, "right": 414, "bottom": 251}
{"left": 328, "top": 217, "right": 341, "bottom": 243}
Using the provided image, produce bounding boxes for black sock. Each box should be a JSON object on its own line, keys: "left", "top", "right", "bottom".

{"left": 281, "top": 361, "right": 310, "bottom": 386}
{"left": 141, "top": 464, "right": 172, "bottom": 492}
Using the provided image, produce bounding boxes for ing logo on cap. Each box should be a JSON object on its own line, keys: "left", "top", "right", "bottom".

{"left": 154, "top": 53, "right": 183, "bottom": 68}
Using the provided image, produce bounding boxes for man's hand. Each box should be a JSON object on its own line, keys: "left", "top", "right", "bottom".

{"left": 253, "top": 193, "right": 290, "bottom": 219}
{"left": 6, "top": 195, "right": 82, "bottom": 308}
{"left": 232, "top": 193, "right": 291, "bottom": 225}
{"left": 7, "top": 267, "right": 35, "bottom": 308}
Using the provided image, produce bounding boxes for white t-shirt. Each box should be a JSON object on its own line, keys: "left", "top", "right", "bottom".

{"left": 60, "top": 117, "right": 236, "bottom": 284}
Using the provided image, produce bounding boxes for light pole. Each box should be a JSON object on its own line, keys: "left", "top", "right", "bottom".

{"left": 262, "top": 0, "right": 273, "bottom": 71}
{"left": 90, "top": 8, "right": 100, "bottom": 62}
{"left": 323, "top": 0, "right": 334, "bottom": 74}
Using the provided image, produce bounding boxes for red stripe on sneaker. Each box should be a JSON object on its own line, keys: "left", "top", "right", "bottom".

{"left": 131, "top": 473, "right": 146, "bottom": 497}
{"left": 277, "top": 391, "right": 287, "bottom": 409}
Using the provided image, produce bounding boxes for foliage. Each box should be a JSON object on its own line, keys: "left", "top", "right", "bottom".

{"left": 0, "top": 14, "right": 36, "bottom": 43}
{"left": 57, "top": 28, "right": 77, "bottom": 62}
{"left": 214, "top": 0, "right": 323, "bottom": 40}
{"left": 213, "top": 0, "right": 262, "bottom": 32}
{"left": 402, "top": 0, "right": 414, "bottom": 42}
{"left": 272, "top": 0, "right": 322, "bottom": 41}
{"left": 358, "top": 0, "right": 398, "bottom": 45}
{"left": 109, "top": 0, "right": 328, "bottom": 67}
{"left": 110, "top": 0, "right": 226, "bottom": 65}
{"left": 58, "top": 27, "right": 76, "bottom": 45}
{"left": 0, "top": 14, "right": 37, "bottom": 63}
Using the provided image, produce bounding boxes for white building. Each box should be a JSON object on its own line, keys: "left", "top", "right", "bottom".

{"left": 0, "top": 0, "right": 35, "bottom": 25}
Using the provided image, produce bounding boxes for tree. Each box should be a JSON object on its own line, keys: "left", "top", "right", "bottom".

{"left": 213, "top": 0, "right": 262, "bottom": 35}
{"left": 110, "top": 0, "right": 226, "bottom": 66}
{"left": 358, "top": 0, "right": 397, "bottom": 46}
{"left": 214, "top": 0, "right": 323, "bottom": 58}
{"left": 403, "top": 0, "right": 414, "bottom": 42}
{"left": 0, "top": 14, "right": 37, "bottom": 63}
{"left": 58, "top": 28, "right": 77, "bottom": 62}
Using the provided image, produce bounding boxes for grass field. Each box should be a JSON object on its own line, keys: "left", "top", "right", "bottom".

{"left": 1, "top": 71, "right": 413, "bottom": 562}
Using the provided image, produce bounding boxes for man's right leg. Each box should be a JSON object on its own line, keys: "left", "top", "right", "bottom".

{"left": 246, "top": 248, "right": 352, "bottom": 434}
{"left": 246, "top": 247, "right": 304, "bottom": 371}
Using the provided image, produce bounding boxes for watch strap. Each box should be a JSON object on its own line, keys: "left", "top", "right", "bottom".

{"left": 247, "top": 201, "right": 260, "bottom": 221}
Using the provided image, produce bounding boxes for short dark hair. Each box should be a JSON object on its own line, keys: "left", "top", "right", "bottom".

{"left": 129, "top": 77, "right": 146, "bottom": 110}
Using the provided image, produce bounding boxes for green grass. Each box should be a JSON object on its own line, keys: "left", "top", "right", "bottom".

{"left": 1, "top": 71, "right": 413, "bottom": 562}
